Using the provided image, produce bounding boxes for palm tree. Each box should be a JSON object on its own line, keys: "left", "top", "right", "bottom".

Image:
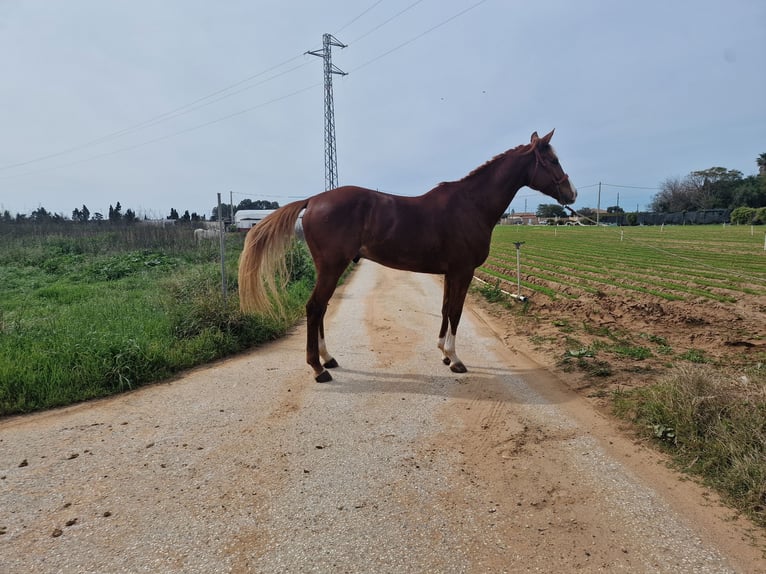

{"left": 757, "top": 153, "right": 766, "bottom": 176}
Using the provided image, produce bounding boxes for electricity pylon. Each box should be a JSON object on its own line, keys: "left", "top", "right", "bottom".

{"left": 307, "top": 34, "right": 346, "bottom": 191}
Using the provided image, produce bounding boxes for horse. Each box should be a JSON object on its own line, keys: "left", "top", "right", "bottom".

{"left": 194, "top": 228, "right": 219, "bottom": 242}
{"left": 238, "top": 130, "right": 576, "bottom": 382}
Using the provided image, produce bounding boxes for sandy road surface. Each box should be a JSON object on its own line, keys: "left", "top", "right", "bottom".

{"left": 1, "top": 261, "right": 764, "bottom": 573}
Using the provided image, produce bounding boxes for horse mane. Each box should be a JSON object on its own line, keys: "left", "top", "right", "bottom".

{"left": 434, "top": 142, "right": 533, "bottom": 188}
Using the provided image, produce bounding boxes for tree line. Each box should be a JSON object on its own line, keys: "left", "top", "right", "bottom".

{"left": 1, "top": 198, "right": 279, "bottom": 225}
{"left": 535, "top": 153, "right": 766, "bottom": 225}
{"left": 649, "top": 161, "right": 766, "bottom": 213}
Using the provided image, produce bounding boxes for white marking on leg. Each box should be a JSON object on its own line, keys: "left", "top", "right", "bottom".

{"left": 318, "top": 336, "right": 333, "bottom": 364}
{"left": 444, "top": 330, "right": 462, "bottom": 367}
{"left": 437, "top": 336, "right": 446, "bottom": 357}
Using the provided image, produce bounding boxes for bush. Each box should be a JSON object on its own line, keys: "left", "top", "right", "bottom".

{"left": 730, "top": 206, "right": 757, "bottom": 225}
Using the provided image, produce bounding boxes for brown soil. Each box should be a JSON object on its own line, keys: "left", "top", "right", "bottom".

{"left": 469, "top": 274, "right": 766, "bottom": 405}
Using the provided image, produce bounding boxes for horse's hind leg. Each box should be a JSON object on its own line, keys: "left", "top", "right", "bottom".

{"left": 306, "top": 265, "right": 345, "bottom": 382}
{"left": 318, "top": 313, "right": 338, "bottom": 369}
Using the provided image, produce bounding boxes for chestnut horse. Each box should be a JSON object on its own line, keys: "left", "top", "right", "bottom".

{"left": 239, "top": 130, "right": 576, "bottom": 382}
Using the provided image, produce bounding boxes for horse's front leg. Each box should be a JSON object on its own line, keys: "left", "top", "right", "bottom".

{"left": 437, "top": 279, "right": 451, "bottom": 365}
{"left": 440, "top": 272, "right": 472, "bottom": 373}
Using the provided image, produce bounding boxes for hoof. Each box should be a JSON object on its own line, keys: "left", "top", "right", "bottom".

{"left": 323, "top": 358, "right": 339, "bottom": 369}
{"left": 449, "top": 362, "right": 467, "bottom": 374}
{"left": 315, "top": 370, "right": 333, "bottom": 383}
{"left": 442, "top": 357, "right": 451, "bottom": 365}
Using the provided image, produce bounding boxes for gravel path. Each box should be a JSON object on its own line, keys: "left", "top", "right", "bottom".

{"left": 1, "top": 261, "right": 763, "bottom": 573}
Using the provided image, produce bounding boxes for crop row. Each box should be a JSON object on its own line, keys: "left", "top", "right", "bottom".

{"left": 478, "top": 225, "right": 766, "bottom": 301}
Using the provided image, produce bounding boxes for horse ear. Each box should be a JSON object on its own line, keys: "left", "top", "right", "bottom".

{"left": 530, "top": 131, "right": 540, "bottom": 144}
{"left": 541, "top": 129, "right": 555, "bottom": 144}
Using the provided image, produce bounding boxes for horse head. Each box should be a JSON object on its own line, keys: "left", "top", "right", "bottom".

{"left": 526, "top": 130, "right": 577, "bottom": 206}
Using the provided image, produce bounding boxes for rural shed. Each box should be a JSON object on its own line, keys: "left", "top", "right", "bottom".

{"left": 234, "top": 210, "right": 276, "bottom": 231}
{"left": 235, "top": 209, "right": 304, "bottom": 235}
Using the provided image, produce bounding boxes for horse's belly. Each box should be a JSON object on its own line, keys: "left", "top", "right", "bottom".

{"left": 360, "top": 244, "right": 447, "bottom": 275}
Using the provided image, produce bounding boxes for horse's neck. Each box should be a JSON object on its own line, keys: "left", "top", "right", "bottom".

{"left": 461, "top": 150, "right": 531, "bottom": 223}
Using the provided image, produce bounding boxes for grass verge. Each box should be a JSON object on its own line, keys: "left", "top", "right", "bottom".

{"left": 613, "top": 364, "right": 766, "bottom": 527}
{"left": 0, "top": 224, "right": 316, "bottom": 416}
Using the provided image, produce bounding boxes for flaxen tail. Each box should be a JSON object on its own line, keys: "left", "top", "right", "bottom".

{"left": 238, "top": 199, "right": 309, "bottom": 316}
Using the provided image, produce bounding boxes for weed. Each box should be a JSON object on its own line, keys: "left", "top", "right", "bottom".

{"left": 477, "top": 279, "right": 508, "bottom": 304}
{"left": 610, "top": 344, "right": 653, "bottom": 360}
{"left": 679, "top": 348, "right": 708, "bottom": 363}
{"left": 613, "top": 365, "right": 766, "bottom": 527}
{"left": 553, "top": 318, "right": 574, "bottom": 332}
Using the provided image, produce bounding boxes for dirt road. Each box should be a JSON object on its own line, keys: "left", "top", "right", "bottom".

{"left": 1, "top": 261, "right": 763, "bottom": 573}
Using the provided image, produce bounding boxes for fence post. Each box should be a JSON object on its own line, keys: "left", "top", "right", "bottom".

{"left": 217, "top": 193, "right": 227, "bottom": 300}
{"left": 514, "top": 241, "right": 525, "bottom": 299}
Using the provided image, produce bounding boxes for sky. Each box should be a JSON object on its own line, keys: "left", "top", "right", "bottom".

{"left": 1, "top": 0, "right": 764, "bottom": 219}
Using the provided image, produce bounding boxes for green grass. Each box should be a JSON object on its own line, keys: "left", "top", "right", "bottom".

{"left": 0, "top": 223, "right": 316, "bottom": 416}
{"left": 479, "top": 224, "right": 766, "bottom": 302}
{"left": 613, "top": 365, "right": 766, "bottom": 527}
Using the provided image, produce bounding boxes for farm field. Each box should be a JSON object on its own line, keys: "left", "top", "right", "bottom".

{"left": 476, "top": 224, "right": 766, "bottom": 375}
{"left": 473, "top": 223, "right": 766, "bottom": 525}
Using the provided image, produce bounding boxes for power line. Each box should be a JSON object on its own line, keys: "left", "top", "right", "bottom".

{"left": 346, "top": 0, "right": 427, "bottom": 45}
{"left": 0, "top": 54, "right": 310, "bottom": 173}
{"left": 1, "top": 0, "right": 394, "bottom": 174}
{"left": 334, "top": 0, "right": 387, "bottom": 35}
{"left": 0, "top": 83, "right": 321, "bottom": 181}
{"left": 602, "top": 183, "right": 660, "bottom": 190}
{"left": 3, "top": 1, "right": 494, "bottom": 181}
{"left": 350, "top": 0, "right": 491, "bottom": 73}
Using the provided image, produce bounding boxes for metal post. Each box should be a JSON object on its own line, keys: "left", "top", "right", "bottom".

{"left": 217, "top": 193, "right": 227, "bottom": 300}
{"left": 514, "top": 241, "right": 525, "bottom": 300}
{"left": 597, "top": 182, "right": 601, "bottom": 225}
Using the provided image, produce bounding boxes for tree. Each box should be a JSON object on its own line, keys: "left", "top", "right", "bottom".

{"left": 124, "top": 209, "right": 137, "bottom": 223}
{"left": 650, "top": 176, "right": 697, "bottom": 212}
{"left": 167, "top": 208, "right": 179, "bottom": 220}
{"left": 72, "top": 204, "right": 90, "bottom": 222}
{"left": 688, "top": 167, "right": 743, "bottom": 209}
{"left": 606, "top": 205, "right": 624, "bottom": 214}
{"left": 757, "top": 153, "right": 766, "bottom": 177}
{"left": 108, "top": 202, "right": 122, "bottom": 222}
{"left": 731, "top": 175, "right": 766, "bottom": 208}
{"left": 536, "top": 204, "right": 566, "bottom": 219}
{"left": 31, "top": 206, "right": 53, "bottom": 223}
{"left": 211, "top": 203, "right": 233, "bottom": 222}
{"left": 237, "top": 199, "right": 280, "bottom": 210}
{"left": 651, "top": 169, "right": 747, "bottom": 212}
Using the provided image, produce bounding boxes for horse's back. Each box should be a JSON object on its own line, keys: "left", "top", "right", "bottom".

{"left": 302, "top": 186, "right": 453, "bottom": 274}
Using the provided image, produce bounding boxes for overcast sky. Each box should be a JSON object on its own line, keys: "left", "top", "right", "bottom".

{"left": 1, "top": 0, "right": 764, "bottom": 219}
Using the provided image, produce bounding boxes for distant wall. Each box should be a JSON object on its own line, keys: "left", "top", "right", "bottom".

{"left": 599, "top": 209, "right": 732, "bottom": 226}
